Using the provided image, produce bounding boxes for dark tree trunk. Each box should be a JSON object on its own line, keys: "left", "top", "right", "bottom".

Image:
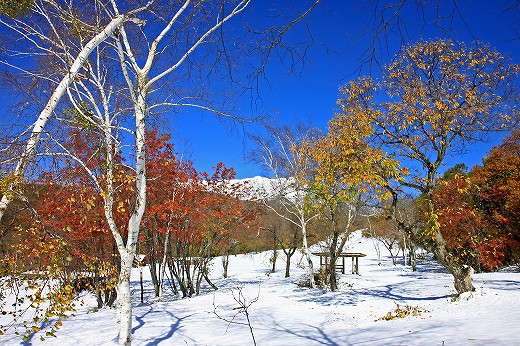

{"left": 203, "top": 264, "right": 218, "bottom": 290}
{"left": 328, "top": 232, "right": 340, "bottom": 291}
{"left": 140, "top": 267, "right": 144, "bottom": 303}
{"left": 271, "top": 250, "right": 277, "bottom": 273}
{"left": 145, "top": 227, "right": 160, "bottom": 297}
{"left": 271, "top": 231, "right": 278, "bottom": 273}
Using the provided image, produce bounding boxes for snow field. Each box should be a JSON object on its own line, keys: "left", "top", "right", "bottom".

{"left": 2, "top": 232, "right": 519, "bottom": 345}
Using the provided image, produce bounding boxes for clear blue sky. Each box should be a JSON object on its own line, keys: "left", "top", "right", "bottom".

{"left": 0, "top": 1, "right": 518, "bottom": 179}
{"left": 172, "top": 1, "right": 520, "bottom": 179}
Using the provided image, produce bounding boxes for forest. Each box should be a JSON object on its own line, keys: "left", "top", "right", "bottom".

{"left": 0, "top": 1, "right": 519, "bottom": 345}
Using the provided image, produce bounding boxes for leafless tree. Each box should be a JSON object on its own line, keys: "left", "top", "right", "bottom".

{"left": 250, "top": 123, "right": 322, "bottom": 287}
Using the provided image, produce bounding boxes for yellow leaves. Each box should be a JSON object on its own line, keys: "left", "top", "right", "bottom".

{"left": 0, "top": 172, "right": 22, "bottom": 197}
{"left": 85, "top": 198, "right": 96, "bottom": 210}
{"left": 433, "top": 100, "right": 447, "bottom": 112}
{"left": 117, "top": 201, "right": 126, "bottom": 213}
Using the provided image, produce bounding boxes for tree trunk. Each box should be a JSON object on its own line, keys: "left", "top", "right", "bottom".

{"left": 115, "top": 80, "right": 148, "bottom": 345}
{"left": 271, "top": 232, "right": 278, "bottom": 273}
{"left": 409, "top": 241, "right": 417, "bottom": 272}
{"left": 301, "top": 223, "right": 315, "bottom": 287}
{"left": 328, "top": 258, "right": 337, "bottom": 291}
{"left": 158, "top": 229, "right": 170, "bottom": 299}
{"left": 284, "top": 248, "right": 296, "bottom": 278}
{"left": 149, "top": 258, "right": 160, "bottom": 297}
{"left": 271, "top": 250, "right": 278, "bottom": 273}
{"left": 402, "top": 234, "right": 407, "bottom": 265}
{"left": 139, "top": 266, "right": 144, "bottom": 304}
{"left": 385, "top": 245, "right": 397, "bottom": 265}
{"left": 222, "top": 254, "right": 229, "bottom": 278}
{"left": 451, "top": 265, "right": 475, "bottom": 294}
{"left": 117, "top": 253, "right": 134, "bottom": 346}
{"left": 95, "top": 267, "right": 103, "bottom": 309}
{"left": 430, "top": 238, "right": 475, "bottom": 294}
{"left": 203, "top": 262, "right": 218, "bottom": 290}
{"left": 145, "top": 228, "right": 160, "bottom": 297}
{"left": 328, "top": 240, "right": 339, "bottom": 291}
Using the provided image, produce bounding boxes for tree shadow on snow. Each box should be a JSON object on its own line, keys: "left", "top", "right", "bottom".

{"left": 265, "top": 317, "right": 467, "bottom": 346}
{"left": 360, "top": 283, "right": 451, "bottom": 301}
{"left": 414, "top": 259, "right": 450, "bottom": 274}
{"left": 144, "top": 311, "right": 193, "bottom": 346}
{"left": 262, "top": 318, "right": 341, "bottom": 346}
{"left": 295, "top": 288, "right": 360, "bottom": 306}
{"left": 477, "top": 279, "right": 520, "bottom": 291}
{"left": 130, "top": 305, "right": 194, "bottom": 345}
{"left": 296, "top": 280, "right": 450, "bottom": 306}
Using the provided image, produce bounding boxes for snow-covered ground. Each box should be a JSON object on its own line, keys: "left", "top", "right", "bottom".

{"left": 2, "top": 232, "right": 519, "bottom": 345}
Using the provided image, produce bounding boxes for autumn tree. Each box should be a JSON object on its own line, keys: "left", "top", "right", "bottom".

{"left": 468, "top": 131, "right": 520, "bottom": 268}
{"left": 334, "top": 39, "right": 519, "bottom": 294}
{"left": 431, "top": 166, "right": 488, "bottom": 271}
{"left": 35, "top": 175, "right": 120, "bottom": 308}
{"left": 310, "top": 114, "right": 401, "bottom": 290}
{"left": 472, "top": 132, "right": 520, "bottom": 265}
{"left": 433, "top": 149, "right": 519, "bottom": 272}
{"left": 143, "top": 132, "right": 259, "bottom": 297}
{"left": 0, "top": 127, "right": 133, "bottom": 338}
{"left": 142, "top": 129, "right": 198, "bottom": 298}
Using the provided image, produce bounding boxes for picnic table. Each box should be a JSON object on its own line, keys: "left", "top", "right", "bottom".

{"left": 312, "top": 252, "right": 367, "bottom": 275}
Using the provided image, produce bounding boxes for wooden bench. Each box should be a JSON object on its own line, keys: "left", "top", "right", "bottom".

{"left": 312, "top": 252, "right": 367, "bottom": 275}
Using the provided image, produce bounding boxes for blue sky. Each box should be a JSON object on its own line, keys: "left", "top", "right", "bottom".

{"left": 172, "top": 1, "right": 520, "bottom": 179}
{"left": 0, "top": 1, "right": 518, "bottom": 180}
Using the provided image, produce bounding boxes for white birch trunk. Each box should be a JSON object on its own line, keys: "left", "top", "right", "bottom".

{"left": 0, "top": 14, "right": 126, "bottom": 221}
{"left": 117, "top": 87, "right": 148, "bottom": 345}
{"left": 300, "top": 222, "right": 315, "bottom": 288}
{"left": 117, "top": 251, "right": 134, "bottom": 346}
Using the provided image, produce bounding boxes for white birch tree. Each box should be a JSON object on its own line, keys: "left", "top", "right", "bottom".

{"left": 106, "top": 1, "right": 323, "bottom": 342}
{"left": 0, "top": 0, "right": 153, "bottom": 222}
{"left": 251, "top": 124, "right": 321, "bottom": 287}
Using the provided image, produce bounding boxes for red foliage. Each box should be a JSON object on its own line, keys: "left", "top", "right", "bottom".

{"left": 28, "top": 129, "right": 133, "bottom": 273}
{"left": 433, "top": 131, "right": 520, "bottom": 270}
{"left": 143, "top": 130, "right": 259, "bottom": 257}
{"left": 471, "top": 130, "right": 520, "bottom": 265}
